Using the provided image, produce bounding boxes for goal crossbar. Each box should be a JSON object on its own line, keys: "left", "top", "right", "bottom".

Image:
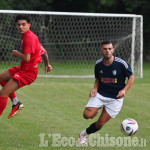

{"left": 0, "top": 10, "right": 142, "bottom": 18}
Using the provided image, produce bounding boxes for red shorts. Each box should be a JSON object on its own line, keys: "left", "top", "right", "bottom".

{"left": 9, "top": 66, "right": 38, "bottom": 88}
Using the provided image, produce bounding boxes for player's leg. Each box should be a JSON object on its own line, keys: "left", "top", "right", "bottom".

{"left": 85, "top": 108, "right": 110, "bottom": 134}
{"left": 0, "top": 78, "right": 19, "bottom": 116}
{"left": 0, "top": 81, "right": 22, "bottom": 104}
{"left": 3, "top": 79, "right": 24, "bottom": 118}
{"left": 0, "top": 70, "right": 12, "bottom": 81}
{"left": 83, "top": 107, "right": 100, "bottom": 119}
{"left": 0, "top": 81, "right": 17, "bottom": 102}
{"left": 83, "top": 93, "right": 103, "bottom": 119}
{"left": 0, "top": 70, "right": 13, "bottom": 116}
{"left": 0, "top": 67, "right": 25, "bottom": 118}
{"left": 94, "top": 107, "right": 111, "bottom": 131}
{"left": 80, "top": 107, "right": 111, "bottom": 144}
{"left": 80, "top": 93, "right": 103, "bottom": 144}
{"left": 0, "top": 81, "right": 24, "bottom": 118}
{"left": 7, "top": 90, "right": 24, "bottom": 118}
{"left": 80, "top": 107, "right": 100, "bottom": 145}
{"left": 0, "top": 96, "right": 8, "bottom": 116}
{"left": 84, "top": 107, "right": 111, "bottom": 135}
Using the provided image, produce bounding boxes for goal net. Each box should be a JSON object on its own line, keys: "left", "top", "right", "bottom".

{"left": 0, "top": 10, "right": 143, "bottom": 78}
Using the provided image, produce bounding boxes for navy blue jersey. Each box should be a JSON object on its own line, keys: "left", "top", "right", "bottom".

{"left": 95, "top": 57, "right": 133, "bottom": 99}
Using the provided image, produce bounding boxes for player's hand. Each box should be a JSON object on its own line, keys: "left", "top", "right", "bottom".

{"left": 89, "top": 88, "right": 97, "bottom": 98}
{"left": 117, "top": 90, "right": 126, "bottom": 99}
{"left": 12, "top": 50, "right": 19, "bottom": 56}
{"left": 45, "top": 64, "right": 52, "bottom": 73}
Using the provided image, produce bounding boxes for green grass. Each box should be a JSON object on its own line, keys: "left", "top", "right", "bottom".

{"left": 0, "top": 63, "right": 150, "bottom": 150}
{"left": 0, "top": 61, "right": 95, "bottom": 75}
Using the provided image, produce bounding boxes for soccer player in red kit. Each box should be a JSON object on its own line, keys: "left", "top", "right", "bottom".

{"left": 0, "top": 15, "right": 52, "bottom": 118}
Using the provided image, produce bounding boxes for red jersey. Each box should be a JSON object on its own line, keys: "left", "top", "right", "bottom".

{"left": 21, "top": 30, "right": 44, "bottom": 70}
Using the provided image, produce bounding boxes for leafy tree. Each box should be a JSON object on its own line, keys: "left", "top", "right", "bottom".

{"left": 0, "top": 0, "right": 14, "bottom": 9}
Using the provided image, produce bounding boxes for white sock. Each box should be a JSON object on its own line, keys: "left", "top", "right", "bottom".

{"left": 80, "top": 130, "right": 87, "bottom": 136}
{"left": 12, "top": 97, "right": 19, "bottom": 105}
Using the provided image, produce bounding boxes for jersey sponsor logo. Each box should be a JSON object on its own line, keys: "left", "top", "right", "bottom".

{"left": 112, "top": 70, "right": 117, "bottom": 75}
{"left": 101, "top": 77, "right": 117, "bottom": 83}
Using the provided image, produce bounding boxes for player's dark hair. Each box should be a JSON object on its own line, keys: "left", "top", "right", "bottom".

{"left": 15, "top": 15, "right": 30, "bottom": 23}
{"left": 101, "top": 40, "right": 112, "bottom": 46}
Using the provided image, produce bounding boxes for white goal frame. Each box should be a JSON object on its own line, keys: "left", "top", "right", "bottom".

{"left": 0, "top": 10, "right": 143, "bottom": 78}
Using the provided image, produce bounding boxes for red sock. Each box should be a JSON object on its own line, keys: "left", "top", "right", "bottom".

{"left": 9, "top": 92, "right": 16, "bottom": 100}
{"left": 0, "top": 96, "right": 8, "bottom": 116}
{"left": 0, "top": 81, "right": 16, "bottom": 100}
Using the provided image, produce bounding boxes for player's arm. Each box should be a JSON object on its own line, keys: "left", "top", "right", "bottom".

{"left": 89, "top": 78, "right": 99, "bottom": 98}
{"left": 117, "top": 75, "right": 134, "bottom": 99}
{"left": 41, "top": 46, "right": 52, "bottom": 73}
{"left": 12, "top": 50, "right": 31, "bottom": 62}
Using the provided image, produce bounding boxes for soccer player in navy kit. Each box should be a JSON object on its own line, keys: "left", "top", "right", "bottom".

{"left": 79, "top": 41, "right": 134, "bottom": 145}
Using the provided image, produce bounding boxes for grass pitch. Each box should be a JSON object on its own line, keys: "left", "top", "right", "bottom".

{"left": 0, "top": 63, "right": 149, "bottom": 150}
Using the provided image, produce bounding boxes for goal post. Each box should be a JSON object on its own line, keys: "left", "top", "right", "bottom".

{"left": 0, "top": 10, "right": 143, "bottom": 78}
